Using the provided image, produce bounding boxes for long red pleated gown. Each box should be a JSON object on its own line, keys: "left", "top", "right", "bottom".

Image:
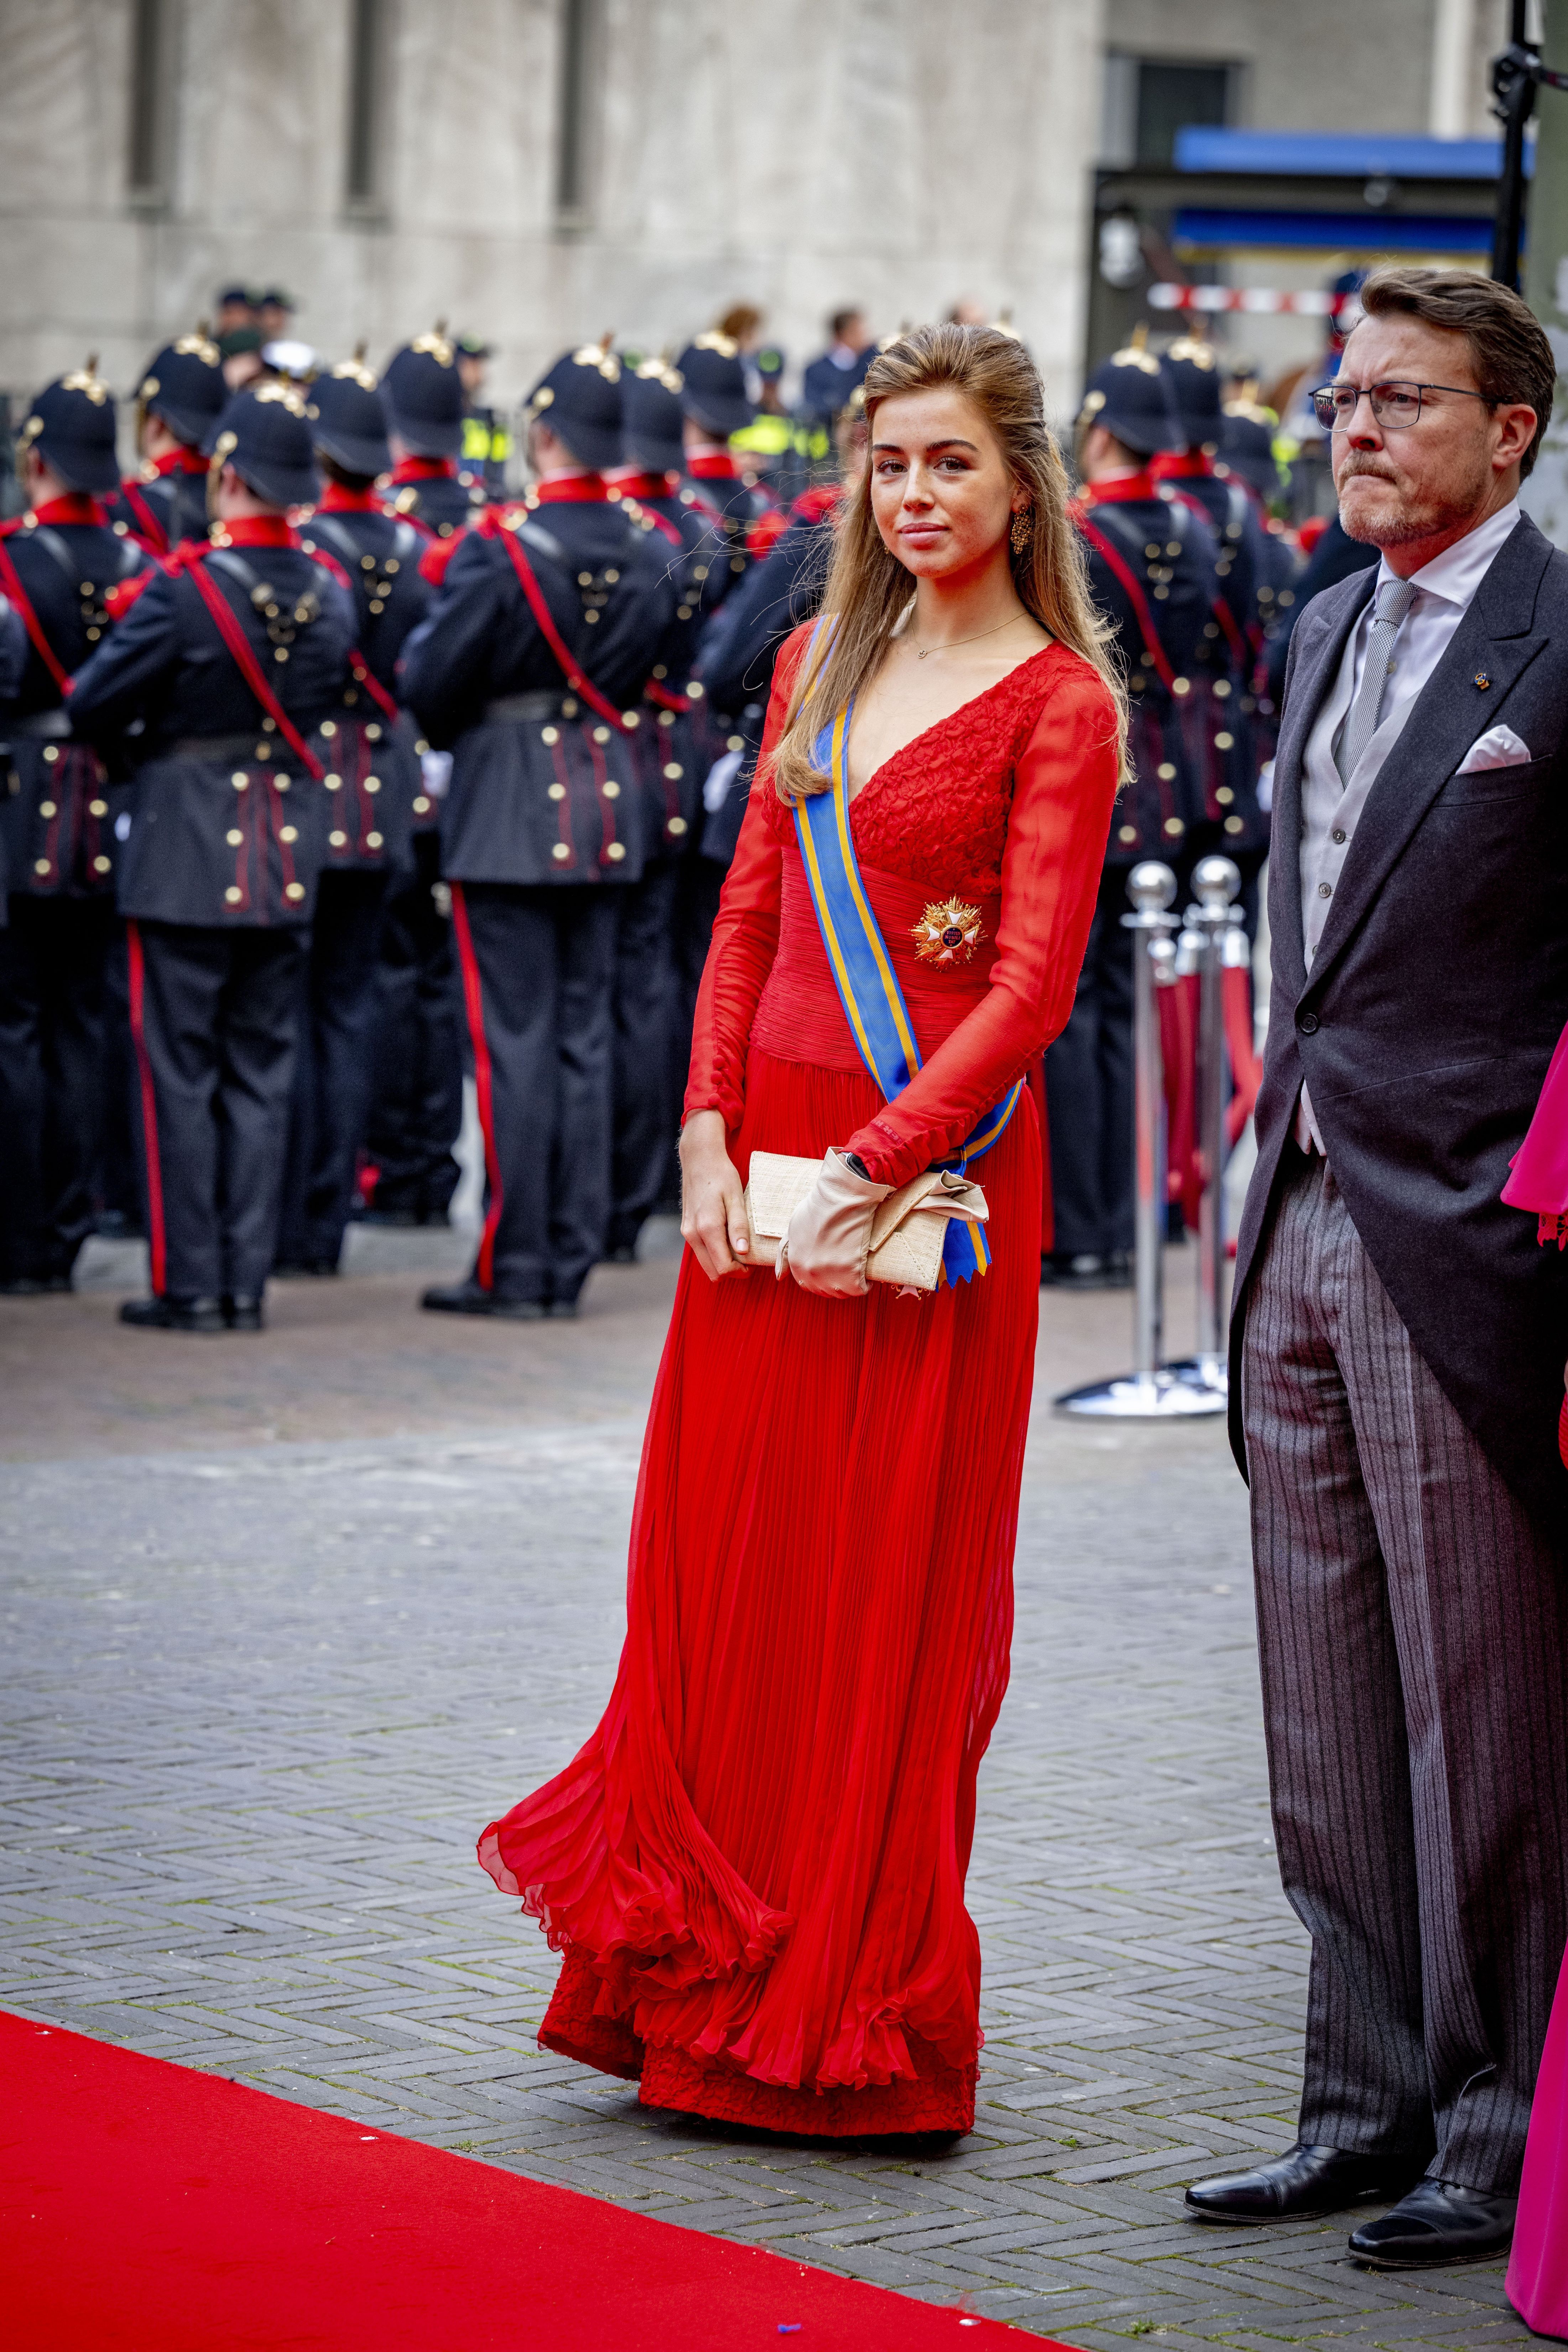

{"left": 479, "top": 630, "right": 1118, "bottom": 2133}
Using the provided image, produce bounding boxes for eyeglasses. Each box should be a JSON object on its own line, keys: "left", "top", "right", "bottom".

{"left": 1310, "top": 379, "right": 1503, "bottom": 431}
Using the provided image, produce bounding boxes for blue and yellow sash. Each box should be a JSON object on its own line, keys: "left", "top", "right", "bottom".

{"left": 793, "top": 697, "right": 1022, "bottom": 1284}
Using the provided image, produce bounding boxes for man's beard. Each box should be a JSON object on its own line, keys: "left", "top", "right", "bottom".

{"left": 1337, "top": 450, "right": 1491, "bottom": 546}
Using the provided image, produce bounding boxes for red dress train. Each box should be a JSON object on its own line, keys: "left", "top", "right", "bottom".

{"left": 479, "top": 631, "right": 1118, "bottom": 2133}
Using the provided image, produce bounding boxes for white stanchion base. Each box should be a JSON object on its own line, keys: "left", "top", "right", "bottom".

{"left": 1164, "top": 1353, "right": 1228, "bottom": 1398}
{"left": 1053, "top": 1367, "right": 1228, "bottom": 1419}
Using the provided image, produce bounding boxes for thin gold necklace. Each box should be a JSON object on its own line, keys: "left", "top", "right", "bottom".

{"left": 911, "top": 611, "right": 1027, "bottom": 660}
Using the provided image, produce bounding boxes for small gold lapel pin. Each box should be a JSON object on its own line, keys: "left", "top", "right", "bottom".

{"left": 1474, "top": 671, "right": 1491, "bottom": 689}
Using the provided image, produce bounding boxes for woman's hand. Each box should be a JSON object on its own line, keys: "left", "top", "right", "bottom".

{"left": 778, "top": 1150, "right": 892, "bottom": 1298}
{"left": 679, "top": 1110, "right": 752, "bottom": 1281}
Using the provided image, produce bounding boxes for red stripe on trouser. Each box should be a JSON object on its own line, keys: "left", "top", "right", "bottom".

{"left": 125, "top": 922, "right": 168, "bottom": 1296}
{"left": 448, "top": 883, "right": 503, "bottom": 1292}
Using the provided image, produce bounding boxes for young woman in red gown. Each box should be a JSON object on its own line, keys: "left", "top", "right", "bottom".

{"left": 479, "top": 324, "right": 1121, "bottom": 2136}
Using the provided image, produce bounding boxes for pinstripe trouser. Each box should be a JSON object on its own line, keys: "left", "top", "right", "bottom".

{"left": 1242, "top": 1149, "right": 1568, "bottom": 2194}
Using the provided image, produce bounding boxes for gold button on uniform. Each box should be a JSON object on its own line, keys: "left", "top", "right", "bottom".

{"left": 1214, "top": 731, "right": 1234, "bottom": 751}
{"left": 227, "top": 828, "right": 243, "bottom": 846}
{"left": 1163, "top": 817, "right": 1184, "bottom": 837}
{"left": 364, "top": 776, "right": 381, "bottom": 794}
{"left": 1225, "top": 815, "right": 1244, "bottom": 834}
{"left": 601, "top": 780, "right": 620, "bottom": 800}
{"left": 329, "top": 829, "right": 348, "bottom": 847}
{"left": 285, "top": 881, "right": 306, "bottom": 901}
{"left": 366, "top": 830, "right": 383, "bottom": 849}
{"left": 1156, "top": 762, "right": 1176, "bottom": 782}
{"left": 548, "top": 782, "right": 566, "bottom": 802}
{"left": 34, "top": 857, "right": 51, "bottom": 875}
{"left": 225, "top": 885, "right": 243, "bottom": 903}
{"left": 1118, "top": 823, "right": 1139, "bottom": 845}
{"left": 93, "top": 854, "right": 111, "bottom": 874}
{"left": 663, "top": 763, "right": 683, "bottom": 781}
{"left": 541, "top": 726, "right": 559, "bottom": 745}
{"left": 551, "top": 841, "right": 571, "bottom": 861}
{"left": 39, "top": 799, "right": 57, "bottom": 818}
{"left": 592, "top": 726, "right": 611, "bottom": 745}
{"left": 667, "top": 815, "right": 688, "bottom": 837}
{"left": 280, "top": 825, "right": 298, "bottom": 844}
{"left": 605, "top": 841, "right": 626, "bottom": 861}
{"left": 412, "top": 795, "right": 431, "bottom": 815}
{"left": 89, "top": 798, "right": 108, "bottom": 817}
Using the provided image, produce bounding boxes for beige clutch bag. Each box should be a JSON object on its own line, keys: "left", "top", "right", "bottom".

{"left": 743, "top": 1150, "right": 989, "bottom": 1293}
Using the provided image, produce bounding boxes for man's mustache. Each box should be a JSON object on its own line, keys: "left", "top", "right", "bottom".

{"left": 1339, "top": 459, "right": 1399, "bottom": 482}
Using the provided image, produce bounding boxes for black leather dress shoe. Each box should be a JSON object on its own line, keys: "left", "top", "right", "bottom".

{"left": 421, "top": 1281, "right": 544, "bottom": 1320}
{"left": 1186, "top": 2142, "right": 1426, "bottom": 2224}
{"left": 224, "top": 1294, "right": 265, "bottom": 1332}
{"left": 1348, "top": 2179, "right": 1516, "bottom": 2269}
{"left": 119, "top": 1294, "right": 227, "bottom": 1334}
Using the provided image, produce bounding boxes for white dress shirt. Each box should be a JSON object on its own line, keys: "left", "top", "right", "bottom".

{"left": 1293, "top": 499, "right": 1520, "bottom": 1152}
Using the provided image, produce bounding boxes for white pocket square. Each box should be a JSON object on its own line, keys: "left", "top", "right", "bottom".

{"left": 1457, "top": 724, "right": 1532, "bottom": 772}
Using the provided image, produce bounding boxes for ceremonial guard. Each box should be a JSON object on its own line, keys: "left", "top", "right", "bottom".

{"left": 272, "top": 359, "right": 433, "bottom": 1276}
{"left": 401, "top": 344, "right": 676, "bottom": 1317}
{"left": 381, "top": 333, "right": 480, "bottom": 539}
{"left": 68, "top": 385, "right": 356, "bottom": 1332}
{"left": 1046, "top": 346, "right": 1222, "bottom": 1287}
{"left": 0, "top": 367, "right": 149, "bottom": 1293}
{"left": 107, "top": 332, "right": 228, "bottom": 556}
{"left": 355, "top": 329, "right": 474, "bottom": 1226}
{"left": 601, "top": 358, "right": 711, "bottom": 1258}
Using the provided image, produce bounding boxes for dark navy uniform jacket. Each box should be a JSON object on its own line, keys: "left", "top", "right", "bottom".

{"left": 0, "top": 497, "right": 149, "bottom": 900}
{"left": 300, "top": 488, "right": 434, "bottom": 874}
{"left": 385, "top": 459, "right": 479, "bottom": 542}
{"left": 68, "top": 526, "right": 356, "bottom": 929}
{"left": 401, "top": 484, "right": 677, "bottom": 888}
{"left": 608, "top": 470, "right": 718, "bottom": 857}
{"left": 1074, "top": 475, "right": 1256, "bottom": 864}
{"left": 696, "top": 485, "right": 840, "bottom": 866}
{"left": 106, "top": 455, "right": 212, "bottom": 557}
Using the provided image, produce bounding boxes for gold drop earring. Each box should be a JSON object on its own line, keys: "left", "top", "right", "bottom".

{"left": 1010, "top": 506, "right": 1033, "bottom": 556}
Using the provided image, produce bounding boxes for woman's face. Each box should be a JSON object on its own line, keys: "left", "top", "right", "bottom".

{"left": 868, "top": 386, "right": 1020, "bottom": 580}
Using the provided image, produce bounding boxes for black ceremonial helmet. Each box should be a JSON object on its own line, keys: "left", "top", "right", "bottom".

{"left": 621, "top": 358, "right": 685, "bottom": 475}
{"left": 1074, "top": 342, "right": 1182, "bottom": 459}
{"left": 135, "top": 330, "right": 228, "bottom": 452}
{"left": 19, "top": 363, "right": 121, "bottom": 495}
{"left": 381, "top": 328, "right": 464, "bottom": 458}
{"left": 674, "top": 331, "right": 754, "bottom": 439}
{"left": 312, "top": 356, "right": 392, "bottom": 479}
{"left": 205, "top": 381, "right": 320, "bottom": 510}
{"left": 1163, "top": 334, "right": 1224, "bottom": 453}
{"left": 522, "top": 343, "right": 624, "bottom": 470}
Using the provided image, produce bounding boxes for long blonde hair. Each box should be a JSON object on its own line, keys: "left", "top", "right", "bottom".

{"left": 770, "top": 323, "right": 1127, "bottom": 802}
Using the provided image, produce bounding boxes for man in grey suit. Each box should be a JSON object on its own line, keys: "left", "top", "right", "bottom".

{"left": 1186, "top": 268, "right": 1568, "bottom": 2270}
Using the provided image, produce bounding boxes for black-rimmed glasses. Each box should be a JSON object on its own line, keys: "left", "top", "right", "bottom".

{"left": 1310, "top": 379, "right": 1502, "bottom": 431}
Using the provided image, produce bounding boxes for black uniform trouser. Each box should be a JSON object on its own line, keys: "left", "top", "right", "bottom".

{"left": 127, "top": 920, "right": 307, "bottom": 1300}
{"left": 450, "top": 881, "right": 618, "bottom": 1306}
{"left": 361, "top": 833, "right": 463, "bottom": 1220}
{"left": 610, "top": 857, "right": 679, "bottom": 1252}
{"left": 1044, "top": 861, "right": 1135, "bottom": 1262}
{"left": 0, "top": 894, "right": 116, "bottom": 1282}
{"left": 99, "top": 923, "right": 142, "bottom": 1227}
{"left": 276, "top": 869, "right": 391, "bottom": 1267}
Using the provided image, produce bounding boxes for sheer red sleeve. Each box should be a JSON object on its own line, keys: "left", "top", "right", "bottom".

{"left": 845, "top": 659, "right": 1119, "bottom": 1187}
{"left": 682, "top": 625, "right": 811, "bottom": 1132}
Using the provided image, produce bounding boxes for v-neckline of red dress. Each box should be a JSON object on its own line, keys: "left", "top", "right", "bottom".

{"left": 845, "top": 639, "right": 1062, "bottom": 813}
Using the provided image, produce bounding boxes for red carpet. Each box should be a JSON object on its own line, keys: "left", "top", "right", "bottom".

{"left": 0, "top": 2011, "right": 1075, "bottom": 2349}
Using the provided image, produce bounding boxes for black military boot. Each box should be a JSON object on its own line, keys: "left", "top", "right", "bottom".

{"left": 119, "top": 1294, "right": 228, "bottom": 1334}
{"left": 224, "top": 1294, "right": 266, "bottom": 1333}
{"left": 421, "top": 1280, "right": 544, "bottom": 1320}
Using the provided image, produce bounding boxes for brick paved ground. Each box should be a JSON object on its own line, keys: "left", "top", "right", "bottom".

{"left": 0, "top": 1232, "right": 1529, "bottom": 2347}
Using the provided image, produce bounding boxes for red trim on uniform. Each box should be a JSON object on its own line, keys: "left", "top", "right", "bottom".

{"left": 30, "top": 494, "right": 106, "bottom": 527}
{"left": 495, "top": 525, "right": 630, "bottom": 735}
{"left": 606, "top": 469, "right": 679, "bottom": 502}
{"left": 1161, "top": 484, "right": 1251, "bottom": 664}
{"left": 1078, "top": 471, "right": 1157, "bottom": 507}
{"left": 210, "top": 516, "right": 294, "bottom": 550}
{"left": 118, "top": 480, "right": 170, "bottom": 556}
{"left": 125, "top": 922, "right": 168, "bottom": 1297}
{"left": 448, "top": 883, "right": 504, "bottom": 1293}
{"left": 316, "top": 483, "right": 381, "bottom": 512}
{"left": 1150, "top": 451, "right": 1214, "bottom": 483}
{"left": 417, "top": 534, "right": 464, "bottom": 587}
{"left": 389, "top": 457, "right": 456, "bottom": 485}
{"left": 0, "top": 536, "right": 73, "bottom": 693}
{"left": 790, "top": 485, "right": 843, "bottom": 525}
{"left": 181, "top": 557, "right": 326, "bottom": 780}
{"left": 531, "top": 476, "right": 608, "bottom": 505}
{"left": 1070, "top": 509, "right": 1176, "bottom": 692}
{"left": 632, "top": 504, "right": 682, "bottom": 546}
{"left": 685, "top": 453, "right": 739, "bottom": 481}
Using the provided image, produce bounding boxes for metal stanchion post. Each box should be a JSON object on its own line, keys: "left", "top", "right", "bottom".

{"left": 1169, "top": 856, "right": 1241, "bottom": 1399}
{"left": 1056, "top": 862, "right": 1224, "bottom": 1419}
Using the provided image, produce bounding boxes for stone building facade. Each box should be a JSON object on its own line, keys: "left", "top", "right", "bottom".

{"left": 0, "top": 0, "right": 1107, "bottom": 427}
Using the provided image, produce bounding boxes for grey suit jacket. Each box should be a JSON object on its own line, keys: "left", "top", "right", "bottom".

{"left": 1229, "top": 512, "right": 1568, "bottom": 1531}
